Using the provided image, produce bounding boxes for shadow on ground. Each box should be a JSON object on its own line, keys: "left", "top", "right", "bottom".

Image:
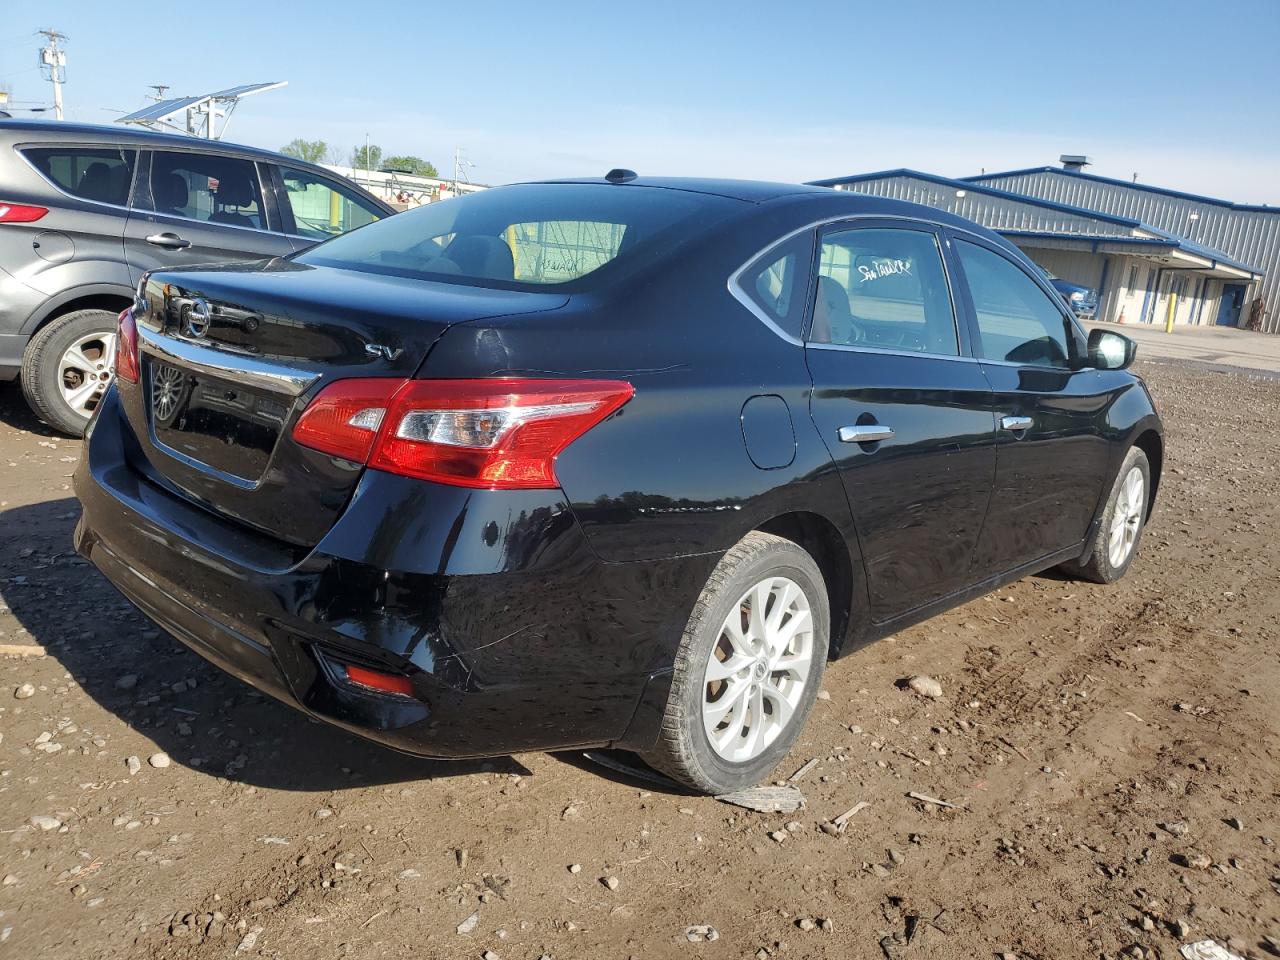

{"left": 0, "top": 380, "right": 62, "bottom": 437}
{"left": 0, "top": 497, "right": 529, "bottom": 791}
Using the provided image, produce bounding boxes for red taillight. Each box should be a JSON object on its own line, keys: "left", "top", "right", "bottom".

{"left": 116, "top": 309, "right": 140, "bottom": 384}
{"left": 0, "top": 202, "right": 48, "bottom": 223}
{"left": 372, "top": 378, "right": 635, "bottom": 488}
{"left": 291, "top": 377, "right": 634, "bottom": 489}
{"left": 290, "top": 378, "right": 402, "bottom": 462}
{"left": 344, "top": 664, "right": 414, "bottom": 697}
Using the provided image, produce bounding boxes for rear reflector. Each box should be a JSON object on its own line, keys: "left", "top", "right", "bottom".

{"left": 344, "top": 664, "right": 414, "bottom": 697}
{"left": 292, "top": 378, "right": 634, "bottom": 489}
{"left": 116, "top": 309, "right": 140, "bottom": 384}
{"left": 0, "top": 202, "right": 48, "bottom": 224}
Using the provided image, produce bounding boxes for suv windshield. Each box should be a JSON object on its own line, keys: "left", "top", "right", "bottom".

{"left": 295, "top": 183, "right": 740, "bottom": 291}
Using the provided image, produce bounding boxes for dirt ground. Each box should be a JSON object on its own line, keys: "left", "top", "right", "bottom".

{"left": 0, "top": 358, "right": 1277, "bottom": 960}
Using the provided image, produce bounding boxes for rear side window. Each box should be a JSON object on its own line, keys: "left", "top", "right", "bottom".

{"left": 148, "top": 151, "right": 265, "bottom": 230}
{"left": 296, "top": 183, "right": 740, "bottom": 292}
{"left": 278, "top": 166, "right": 383, "bottom": 240}
{"left": 955, "top": 240, "right": 1073, "bottom": 367}
{"left": 811, "top": 227, "right": 958, "bottom": 356}
{"left": 22, "top": 147, "right": 136, "bottom": 206}
{"left": 735, "top": 232, "right": 813, "bottom": 340}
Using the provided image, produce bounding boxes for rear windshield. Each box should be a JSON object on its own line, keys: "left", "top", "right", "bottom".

{"left": 295, "top": 183, "right": 740, "bottom": 291}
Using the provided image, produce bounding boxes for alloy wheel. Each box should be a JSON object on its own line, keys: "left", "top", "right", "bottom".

{"left": 1107, "top": 465, "right": 1145, "bottom": 568}
{"left": 152, "top": 365, "right": 186, "bottom": 422}
{"left": 702, "top": 576, "right": 814, "bottom": 763}
{"left": 58, "top": 331, "right": 117, "bottom": 419}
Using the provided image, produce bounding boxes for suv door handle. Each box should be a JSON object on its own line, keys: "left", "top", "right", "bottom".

{"left": 838, "top": 424, "right": 895, "bottom": 444}
{"left": 145, "top": 232, "right": 191, "bottom": 249}
{"left": 1000, "top": 415, "right": 1033, "bottom": 432}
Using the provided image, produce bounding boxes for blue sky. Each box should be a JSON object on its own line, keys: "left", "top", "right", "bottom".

{"left": 4, "top": 0, "right": 1279, "bottom": 201}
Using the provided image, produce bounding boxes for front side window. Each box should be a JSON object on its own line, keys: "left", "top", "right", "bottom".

{"left": 956, "top": 240, "right": 1073, "bottom": 368}
{"left": 278, "top": 167, "right": 383, "bottom": 240}
{"left": 148, "top": 151, "right": 265, "bottom": 230}
{"left": 296, "top": 183, "right": 739, "bottom": 291}
{"left": 810, "top": 227, "right": 958, "bottom": 356}
{"left": 23, "top": 146, "right": 136, "bottom": 206}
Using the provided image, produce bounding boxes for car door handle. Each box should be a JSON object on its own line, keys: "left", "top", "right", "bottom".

{"left": 145, "top": 232, "right": 191, "bottom": 249}
{"left": 1000, "top": 415, "right": 1034, "bottom": 432}
{"left": 838, "top": 424, "right": 895, "bottom": 444}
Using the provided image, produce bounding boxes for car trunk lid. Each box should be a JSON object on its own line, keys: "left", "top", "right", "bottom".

{"left": 124, "top": 259, "right": 567, "bottom": 547}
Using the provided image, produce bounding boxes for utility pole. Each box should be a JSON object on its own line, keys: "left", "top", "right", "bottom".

{"left": 452, "top": 148, "right": 473, "bottom": 197}
{"left": 37, "top": 29, "right": 67, "bottom": 121}
{"left": 147, "top": 84, "right": 170, "bottom": 102}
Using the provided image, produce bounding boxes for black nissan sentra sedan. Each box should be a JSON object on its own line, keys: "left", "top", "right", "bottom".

{"left": 73, "top": 174, "right": 1162, "bottom": 794}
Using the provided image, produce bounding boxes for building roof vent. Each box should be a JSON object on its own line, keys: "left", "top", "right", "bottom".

{"left": 1060, "top": 154, "right": 1093, "bottom": 172}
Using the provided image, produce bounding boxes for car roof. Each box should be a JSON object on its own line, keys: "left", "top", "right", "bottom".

{"left": 0, "top": 118, "right": 394, "bottom": 212}
{"left": 518, "top": 177, "right": 1014, "bottom": 236}
{"left": 505, "top": 177, "right": 1020, "bottom": 256}
{"left": 0, "top": 118, "right": 319, "bottom": 166}
{"left": 532, "top": 176, "right": 836, "bottom": 203}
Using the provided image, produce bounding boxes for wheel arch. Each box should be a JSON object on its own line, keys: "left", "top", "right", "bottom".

{"left": 21, "top": 284, "right": 133, "bottom": 339}
{"left": 755, "top": 510, "right": 856, "bottom": 661}
{"left": 1132, "top": 428, "right": 1163, "bottom": 518}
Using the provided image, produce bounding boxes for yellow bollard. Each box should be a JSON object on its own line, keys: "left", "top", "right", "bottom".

{"left": 1164, "top": 289, "right": 1178, "bottom": 333}
{"left": 329, "top": 188, "right": 342, "bottom": 233}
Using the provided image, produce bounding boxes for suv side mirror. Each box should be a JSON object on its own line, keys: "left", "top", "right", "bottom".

{"left": 1088, "top": 329, "right": 1136, "bottom": 370}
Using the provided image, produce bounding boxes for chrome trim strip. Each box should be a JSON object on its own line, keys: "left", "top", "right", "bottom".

{"left": 979, "top": 357, "right": 1076, "bottom": 371}
{"left": 136, "top": 322, "right": 318, "bottom": 397}
{"left": 806, "top": 342, "right": 978, "bottom": 363}
{"left": 808, "top": 343, "right": 1091, "bottom": 374}
{"left": 726, "top": 278, "right": 804, "bottom": 345}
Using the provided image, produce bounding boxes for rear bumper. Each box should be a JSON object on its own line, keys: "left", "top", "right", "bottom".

{"left": 0, "top": 267, "right": 42, "bottom": 379}
{"left": 73, "top": 388, "right": 716, "bottom": 759}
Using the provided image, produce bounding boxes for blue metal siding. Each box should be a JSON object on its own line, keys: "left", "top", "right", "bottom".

{"left": 832, "top": 175, "right": 1137, "bottom": 239}
{"left": 970, "top": 170, "right": 1280, "bottom": 332}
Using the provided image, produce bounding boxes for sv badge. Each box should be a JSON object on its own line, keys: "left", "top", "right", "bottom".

{"left": 365, "top": 343, "right": 404, "bottom": 361}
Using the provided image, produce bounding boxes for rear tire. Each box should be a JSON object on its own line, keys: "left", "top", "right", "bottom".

{"left": 21, "top": 309, "right": 120, "bottom": 436}
{"left": 641, "top": 531, "right": 829, "bottom": 794}
{"left": 1061, "top": 446, "right": 1151, "bottom": 584}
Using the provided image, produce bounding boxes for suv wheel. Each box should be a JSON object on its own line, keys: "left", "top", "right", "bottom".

{"left": 1061, "top": 446, "right": 1151, "bottom": 584}
{"left": 21, "top": 309, "right": 120, "bottom": 436}
{"left": 642, "top": 531, "right": 829, "bottom": 794}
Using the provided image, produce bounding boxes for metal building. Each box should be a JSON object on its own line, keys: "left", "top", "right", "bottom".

{"left": 967, "top": 165, "right": 1280, "bottom": 333}
{"left": 812, "top": 165, "right": 1271, "bottom": 332}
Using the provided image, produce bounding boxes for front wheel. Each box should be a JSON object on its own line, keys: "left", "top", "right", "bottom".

{"left": 1061, "top": 446, "right": 1151, "bottom": 584}
{"left": 641, "top": 531, "right": 829, "bottom": 794}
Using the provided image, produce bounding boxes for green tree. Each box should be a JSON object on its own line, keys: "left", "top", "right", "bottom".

{"left": 279, "top": 138, "right": 328, "bottom": 163}
{"left": 383, "top": 155, "right": 440, "bottom": 178}
{"left": 350, "top": 144, "right": 383, "bottom": 171}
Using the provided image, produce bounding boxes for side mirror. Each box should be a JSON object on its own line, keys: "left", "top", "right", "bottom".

{"left": 1088, "top": 329, "right": 1136, "bottom": 370}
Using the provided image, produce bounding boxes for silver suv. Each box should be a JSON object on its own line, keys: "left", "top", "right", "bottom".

{"left": 0, "top": 119, "right": 393, "bottom": 434}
